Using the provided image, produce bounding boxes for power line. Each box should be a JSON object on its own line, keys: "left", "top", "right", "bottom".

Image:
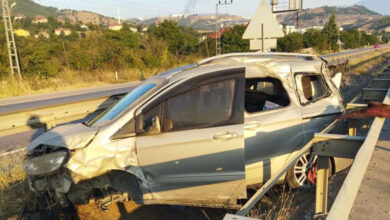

{"left": 2, "top": 0, "right": 22, "bottom": 80}
{"left": 215, "top": 0, "right": 233, "bottom": 55}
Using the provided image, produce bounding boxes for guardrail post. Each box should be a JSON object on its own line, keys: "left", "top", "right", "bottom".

{"left": 348, "top": 119, "right": 358, "bottom": 136}
{"left": 44, "top": 117, "right": 56, "bottom": 131}
{"left": 29, "top": 112, "right": 56, "bottom": 131}
{"left": 314, "top": 156, "right": 330, "bottom": 219}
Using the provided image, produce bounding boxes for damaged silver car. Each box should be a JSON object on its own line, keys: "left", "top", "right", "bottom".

{"left": 23, "top": 52, "right": 349, "bottom": 211}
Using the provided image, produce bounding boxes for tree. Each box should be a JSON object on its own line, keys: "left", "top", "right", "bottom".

{"left": 341, "top": 29, "right": 361, "bottom": 49}
{"left": 277, "top": 33, "right": 303, "bottom": 52}
{"left": 221, "top": 25, "right": 249, "bottom": 53}
{"left": 303, "top": 29, "right": 328, "bottom": 51}
{"left": 151, "top": 20, "right": 198, "bottom": 57}
{"left": 322, "top": 14, "right": 340, "bottom": 51}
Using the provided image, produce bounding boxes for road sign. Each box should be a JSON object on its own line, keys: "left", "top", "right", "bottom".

{"left": 271, "top": 0, "right": 302, "bottom": 13}
{"left": 243, "top": 0, "right": 284, "bottom": 51}
{"left": 249, "top": 39, "right": 277, "bottom": 51}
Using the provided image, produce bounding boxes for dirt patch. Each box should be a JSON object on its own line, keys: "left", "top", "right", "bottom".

{"left": 76, "top": 202, "right": 227, "bottom": 220}
{"left": 74, "top": 185, "right": 295, "bottom": 220}
{"left": 289, "top": 169, "right": 349, "bottom": 220}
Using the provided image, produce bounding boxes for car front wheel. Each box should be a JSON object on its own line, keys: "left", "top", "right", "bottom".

{"left": 286, "top": 152, "right": 332, "bottom": 189}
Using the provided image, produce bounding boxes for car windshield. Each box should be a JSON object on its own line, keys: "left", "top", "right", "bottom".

{"left": 89, "top": 83, "right": 156, "bottom": 126}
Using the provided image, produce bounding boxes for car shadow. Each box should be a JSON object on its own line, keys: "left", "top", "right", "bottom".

{"left": 115, "top": 202, "right": 227, "bottom": 220}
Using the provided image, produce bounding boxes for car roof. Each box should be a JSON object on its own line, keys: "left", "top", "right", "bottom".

{"left": 155, "top": 52, "right": 323, "bottom": 82}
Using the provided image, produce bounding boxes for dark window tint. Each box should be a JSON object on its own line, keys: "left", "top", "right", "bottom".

{"left": 111, "top": 119, "right": 135, "bottom": 139}
{"left": 136, "top": 103, "right": 162, "bottom": 133}
{"left": 296, "top": 74, "right": 329, "bottom": 104}
{"left": 163, "top": 79, "right": 235, "bottom": 131}
{"left": 245, "top": 77, "right": 290, "bottom": 113}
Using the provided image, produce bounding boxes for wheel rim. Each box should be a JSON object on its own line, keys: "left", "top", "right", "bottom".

{"left": 293, "top": 153, "right": 317, "bottom": 187}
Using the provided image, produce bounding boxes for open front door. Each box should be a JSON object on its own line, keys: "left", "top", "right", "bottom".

{"left": 135, "top": 68, "right": 246, "bottom": 207}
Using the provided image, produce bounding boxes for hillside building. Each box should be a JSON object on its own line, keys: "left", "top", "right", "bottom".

{"left": 14, "top": 14, "right": 26, "bottom": 21}
{"left": 55, "top": 28, "right": 72, "bottom": 36}
{"left": 35, "top": 31, "right": 50, "bottom": 39}
{"left": 80, "top": 24, "right": 89, "bottom": 30}
{"left": 14, "top": 29, "right": 30, "bottom": 37}
{"left": 32, "top": 15, "right": 48, "bottom": 24}
{"left": 129, "top": 27, "right": 138, "bottom": 32}
{"left": 109, "top": 22, "right": 122, "bottom": 31}
{"left": 57, "top": 17, "right": 66, "bottom": 24}
{"left": 208, "top": 28, "right": 228, "bottom": 39}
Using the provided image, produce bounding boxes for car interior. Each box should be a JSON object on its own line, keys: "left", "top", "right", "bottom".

{"left": 295, "top": 74, "right": 329, "bottom": 104}
{"left": 245, "top": 77, "right": 290, "bottom": 113}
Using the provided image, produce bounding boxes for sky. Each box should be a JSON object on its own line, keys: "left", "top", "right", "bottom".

{"left": 32, "top": 0, "right": 361, "bottom": 19}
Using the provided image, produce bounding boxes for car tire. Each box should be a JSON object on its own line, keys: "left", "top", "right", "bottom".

{"left": 286, "top": 152, "right": 333, "bottom": 189}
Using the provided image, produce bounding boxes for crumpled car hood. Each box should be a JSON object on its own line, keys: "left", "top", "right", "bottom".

{"left": 28, "top": 123, "right": 98, "bottom": 152}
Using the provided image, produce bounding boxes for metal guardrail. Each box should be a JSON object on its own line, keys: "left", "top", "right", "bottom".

{"left": 325, "top": 71, "right": 390, "bottom": 220}
{"left": 322, "top": 45, "right": 390, "bottom": 63}
{"left": 0, "top": 95, "right": 122, "bottom": 136}
{"left": 233, "top": 118, "right": 343, "bottom": 217}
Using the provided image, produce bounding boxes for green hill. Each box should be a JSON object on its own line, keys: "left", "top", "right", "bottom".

{"left": 1, "top": 0, "right": 59, "bottom": 17}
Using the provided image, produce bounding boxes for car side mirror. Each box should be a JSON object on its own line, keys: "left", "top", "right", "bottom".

{"left": 145, "top": 116, "right": 161, "bottom": 135}
{"left": 162, "top": 118, "right": 173, "bottom": 132}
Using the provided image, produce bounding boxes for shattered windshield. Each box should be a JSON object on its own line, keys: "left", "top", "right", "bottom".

{"left": 89, "top": 83, "right": 157, "bottom": 126}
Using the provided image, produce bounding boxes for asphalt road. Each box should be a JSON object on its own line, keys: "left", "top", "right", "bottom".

{"left": 0, "top": 82, "right": 139, "bottom": 114}
{"left": 0, "top": 82, "right": 138, "bottom": 154}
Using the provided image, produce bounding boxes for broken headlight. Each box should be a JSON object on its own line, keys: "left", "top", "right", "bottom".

{"left": 23, "top": 150, "right": 68, "bottom": 176}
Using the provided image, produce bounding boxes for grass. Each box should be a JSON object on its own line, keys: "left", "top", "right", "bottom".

{"left": 341, "top": 50, "right": 390, "bottom": 88}
{"left": 348, "top": 49, "right": 390, "bottom": 74}
{"left": 0, "top": 151, "right": 32, "bottom": 220}
{"left": 0, "top": 68, "right": 161, "bottom": 98}
{"left": 247, "top": 185, "right": 296, "bottom": 220}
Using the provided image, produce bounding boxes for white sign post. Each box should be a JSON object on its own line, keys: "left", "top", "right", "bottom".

{"left": 242, "top": 0, "right": 284, "bottom": 52}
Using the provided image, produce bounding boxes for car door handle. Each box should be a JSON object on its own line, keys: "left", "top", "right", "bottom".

{"left": 244, "top": 122, "right": 262, "bottom": 130}
{"left": 211, "top": 132, "right": 238, "bottom": 141}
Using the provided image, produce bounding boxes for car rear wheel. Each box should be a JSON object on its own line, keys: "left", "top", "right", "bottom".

{"left": 286, "top": 152, "right": 332, "bottom": 189}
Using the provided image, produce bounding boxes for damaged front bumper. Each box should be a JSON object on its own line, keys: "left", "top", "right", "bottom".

{"left": 26, "top": 170, "right": 73, "bottom": 208}
{"left": 24, "top": 123, "right": 149, "bottom": 210}
{"left": 23, "top": 150, "right": 148, "bottom": 210}
{"left": 23, "top": 150, "right": 73, "bottom": 208}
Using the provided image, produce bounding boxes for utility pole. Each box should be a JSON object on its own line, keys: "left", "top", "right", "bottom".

{"left": 215, "top": 0, "right": 233, "bottom": 55}
{"left": 2, "top": 0, "right": 22, "bottom": 80}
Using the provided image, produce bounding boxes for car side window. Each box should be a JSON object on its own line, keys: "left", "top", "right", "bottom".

{"left": 136, "top": 103, "right": 163, "bottom": 135}
{"left": 245, "top": 77, "right": 290, "bottom": 113}
{"left": 136, "top": 79, "right": 237, "bottom": 135}
{"left": 163, "top": 79, "right": 235, "bottom": 131}
{"left": 295, "top": 73, "right": 329, "bottom": 105}
{"left": 111, "top": 119, "right": 135, "bottom": 139}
